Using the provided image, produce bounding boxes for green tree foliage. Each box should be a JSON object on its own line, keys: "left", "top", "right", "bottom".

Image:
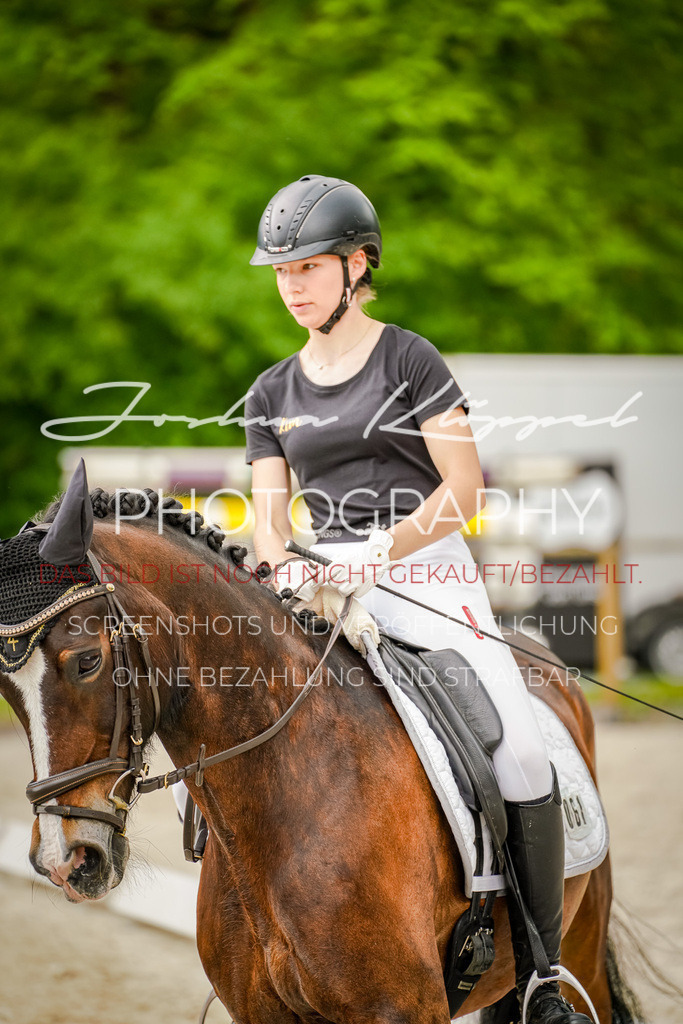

{"left": 1, "top": 0, "right": 681, "bottom": 530}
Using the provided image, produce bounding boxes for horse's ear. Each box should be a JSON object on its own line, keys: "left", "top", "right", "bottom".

{"left": 38, "top": 459, "right": 94, "bottom": 566}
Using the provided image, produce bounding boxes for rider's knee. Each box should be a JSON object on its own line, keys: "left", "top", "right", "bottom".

{"left": 496, "top": 735, "right": 553, "bottom": 802}
{"left": 515, "top": 742, "right": 553, "bottom": 797}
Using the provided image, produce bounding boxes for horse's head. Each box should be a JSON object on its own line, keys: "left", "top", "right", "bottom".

{"left": 2, "top": 460, "right": 260, "bottom": 902}
{"left": 0, "top": 462, "right": 155, "bottom": 901}
{"left": 1, "top": 595, "right": 134, "bottom": 901}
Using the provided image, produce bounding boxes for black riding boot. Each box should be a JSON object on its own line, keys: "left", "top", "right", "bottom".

{"left": 505, "top": 769, "right": 593, "bottom": 1024}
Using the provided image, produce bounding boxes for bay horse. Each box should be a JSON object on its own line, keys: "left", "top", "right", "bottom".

{"left": 0, "top": 476, "right": 643, "bottom": 1024}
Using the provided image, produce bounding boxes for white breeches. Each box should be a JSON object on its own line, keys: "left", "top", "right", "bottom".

{"left": 312, "top": 532, "right": 553, "bottom": 802}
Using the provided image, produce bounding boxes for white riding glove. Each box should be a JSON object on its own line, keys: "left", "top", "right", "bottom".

{"left": 272, "top": 558, "right": 324, "bottom": 604}
{"left": 319, "top": 587, "right": 380, "bottom": 656}
{"left": 272, "top": 558, "right": 380, "bottom": 655}
{"left": 326, "top": 529, "right": 394, "bottom": 598}
{"left": 272, "top": 568, "right": 380, "bottom": 656}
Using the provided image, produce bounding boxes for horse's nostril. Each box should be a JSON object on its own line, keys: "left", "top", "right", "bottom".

{"left": 71, "top": 845, "right": 88, "bottom": 871}
{"left": 71, "top": 845, "right": 103, "bottom": 880}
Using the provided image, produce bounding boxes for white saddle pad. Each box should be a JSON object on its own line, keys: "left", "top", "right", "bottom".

{"left": 365, "top": 642, "right": 610, "bottom": 897}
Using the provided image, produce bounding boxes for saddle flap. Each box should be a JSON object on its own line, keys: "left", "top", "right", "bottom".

{"left": 419, "top": 649, "right": 504, "bottom": 756}
{"left": 377, "top": 637, "right": 508, "bottom": 847}
{"left": 379, "top": 638, "right": 476, "bottom": 807}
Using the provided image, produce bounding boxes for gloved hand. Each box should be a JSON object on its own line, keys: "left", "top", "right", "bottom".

{"left": 326, "top": 529, "right": 394, "bottom": 598}
{"left": 319, "top": 587, "right": 380, "bottom": 656}
{"left": 272, "top": 565, "right": 380, "bottom": 656}
{"left": 272, "top": 557, "right": 323, "bottom": 603}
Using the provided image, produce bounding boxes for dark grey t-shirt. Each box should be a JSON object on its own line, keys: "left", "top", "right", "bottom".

{"left": 244, "top": 325, "right": 469, "bottom": 541}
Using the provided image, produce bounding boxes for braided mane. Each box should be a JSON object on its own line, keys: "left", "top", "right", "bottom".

{"left": 39, "top": 487, "right": 250, "bottom": 569}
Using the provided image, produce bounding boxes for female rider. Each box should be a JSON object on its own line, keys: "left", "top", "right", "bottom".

{"left": 244, "top": 174, "right": 592, "bottom": 1024}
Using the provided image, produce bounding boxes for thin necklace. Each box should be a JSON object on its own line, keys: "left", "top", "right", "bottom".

{"left": 304, "top": 322, "right": 373, "bottom": 371}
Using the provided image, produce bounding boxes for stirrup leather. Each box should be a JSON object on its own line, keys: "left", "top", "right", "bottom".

{"left": 521, "top": 966, "right": 600, "bottom": 1024}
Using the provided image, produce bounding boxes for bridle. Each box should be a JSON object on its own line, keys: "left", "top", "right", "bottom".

{"left": 5, "top": 534, "right": 348, "bottom": 835}
{"left": 5, "top": 539, "right": 161, "bottom": 833}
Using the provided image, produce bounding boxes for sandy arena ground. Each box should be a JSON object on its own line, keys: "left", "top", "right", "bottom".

{"left": 0, "top": 716, "right": 681, "bottom": 1024}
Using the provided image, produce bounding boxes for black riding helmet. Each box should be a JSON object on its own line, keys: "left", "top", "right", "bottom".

{"left": 250, "top": 175, "right": 382, "bottom": 334}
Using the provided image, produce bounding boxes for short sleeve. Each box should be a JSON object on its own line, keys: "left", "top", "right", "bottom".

{"left": 244, "top": 379, "right": 286, "bottom": 464}
{"left": 399, "top": 335, "right": 470, "bottom": 426}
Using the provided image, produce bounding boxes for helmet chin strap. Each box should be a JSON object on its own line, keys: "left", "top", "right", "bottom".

{"left": 316, "top": 256, "right": 361, "bottom": 335}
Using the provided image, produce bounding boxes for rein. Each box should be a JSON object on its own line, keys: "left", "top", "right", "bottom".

{"left": 137, "top": 599, "right": 349, "bottom": 796}
{"left": 12, "top": 535, "right": 350, "bottom": 834}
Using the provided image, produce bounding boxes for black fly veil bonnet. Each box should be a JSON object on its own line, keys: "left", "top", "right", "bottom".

{"left": 0, "top": 460, "right": 100, "bottom": 672}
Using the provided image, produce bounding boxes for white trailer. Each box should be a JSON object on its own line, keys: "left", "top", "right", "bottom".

{"left": 443, "top": 354, "right": 683, "bottom": 674}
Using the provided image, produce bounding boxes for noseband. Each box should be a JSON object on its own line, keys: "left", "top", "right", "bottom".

{"left": 5, "top": 532, "right": 348, "bottom": 836}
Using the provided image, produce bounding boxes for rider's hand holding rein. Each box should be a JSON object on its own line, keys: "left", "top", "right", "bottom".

{"left": 272, "top": 558, "right": 324, "bottom": 602}
{"left": 270, "top": 555, "right": 381, "bottom": 656}
{"left": 325, "top": 528, "right": 394, "bottom": 597}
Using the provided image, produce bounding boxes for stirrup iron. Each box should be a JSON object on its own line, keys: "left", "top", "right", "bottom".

{"left": 521, "top": 966, "right": 600, "bottom": 1024}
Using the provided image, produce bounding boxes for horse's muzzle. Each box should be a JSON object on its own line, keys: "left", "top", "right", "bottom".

{"left": 30, "top": 817, "right": 129, "bottom": 902}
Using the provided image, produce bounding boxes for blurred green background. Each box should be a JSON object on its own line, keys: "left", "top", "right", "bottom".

{"left": 2, "top": 0, "right": 682, "bottom": 534}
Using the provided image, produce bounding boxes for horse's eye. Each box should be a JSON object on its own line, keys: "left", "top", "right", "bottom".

{"left": 78, "top": 653, "right": 102, "bottom": 676}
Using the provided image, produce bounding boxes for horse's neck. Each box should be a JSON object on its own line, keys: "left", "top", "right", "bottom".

{"left": 97, "top": 529, "right": 377, "bottom": 824}
{"left": 150, "top": 575, "right": 402, "bottom": 912}
{"left": 152, "top": 582, "right": 326, "bottom": 784}
{"left": 97, "top": 528, "right": 309, "bottom": 755}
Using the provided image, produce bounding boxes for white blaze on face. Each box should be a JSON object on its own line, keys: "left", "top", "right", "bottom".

{"left": 7, "top": 647, "right": 68, "bottom": 865}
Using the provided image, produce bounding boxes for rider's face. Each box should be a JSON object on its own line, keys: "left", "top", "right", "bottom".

{"left": 272, "top": 254, "right": 343, "bottom": 329}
